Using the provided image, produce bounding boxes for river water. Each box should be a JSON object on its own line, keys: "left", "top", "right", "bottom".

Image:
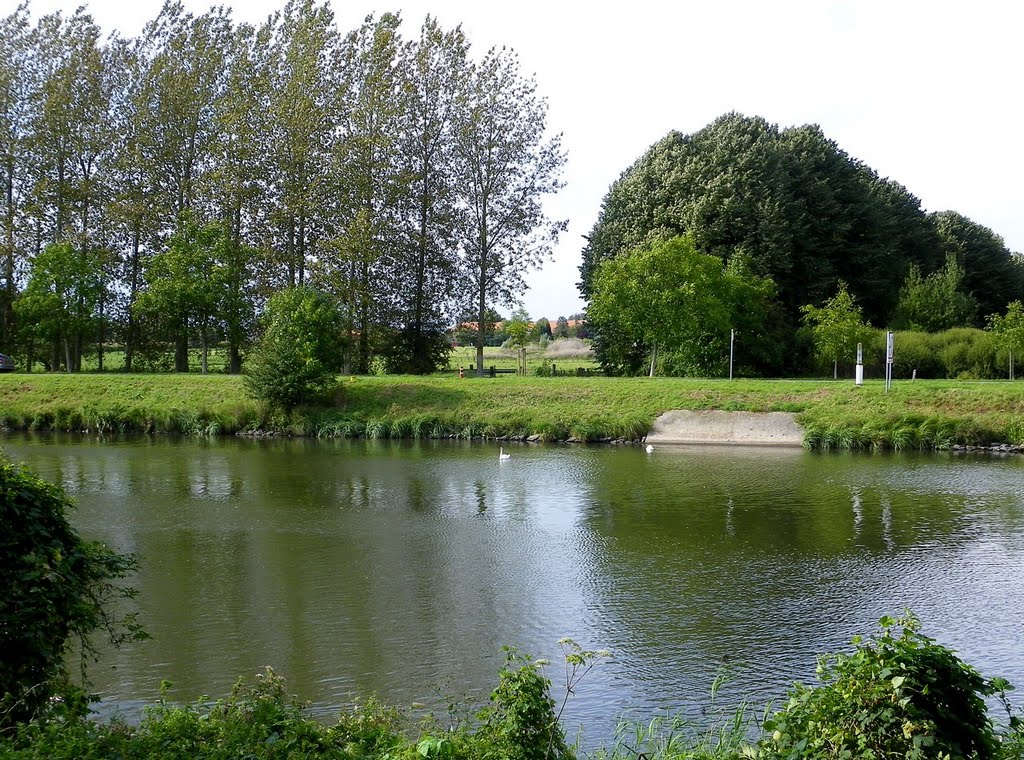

{"left": 3, "top": 434, "right": 1023, "bottom": 741}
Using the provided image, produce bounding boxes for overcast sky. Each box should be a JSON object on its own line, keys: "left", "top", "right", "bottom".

{"left": 20, "top": 0, "right": 1024, "bottom": 320}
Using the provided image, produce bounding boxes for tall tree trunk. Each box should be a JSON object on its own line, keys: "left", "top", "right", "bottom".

{"left": 356, "top": 258, "right": 370, "bottom": 374}
{"left": 55, "top": 156, "right": 65, "bottom": 242}
{"left": 74, "top": 284, "right": 85, "bottom": 372}
{"left": 298, "top": 213, "right": 306, "bottom": 285}
{"left": 2, "top": 161, "right": 14, "bottom": 347}
{"left": 124, "top": 228, "right": 141, "bottom": 372}
{"left": 97, "top": 284, "right": 105, "bottom": 372}
{"left": 286, "top": 216, "right": 296, "bottom": 287}
{"left": 229, "top": 196, "right": 243, "bottom": 374}
{"left": 412, "top": 165, "right": 430, "bottom": 372}
{"left": 175, "top": 332, "right": 189, "bottom": 372}
{"left": 475, "top": 219, "right": 488, "bottom": 377}
{"left": 475, "top": 270, "right": 486, "bottom": 377}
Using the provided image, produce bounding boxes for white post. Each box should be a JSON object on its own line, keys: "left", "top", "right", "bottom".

{"left": 885, "top": 331, "right": 894, "bottom": 393}
{"left": 855, "top": 342, "right": 863, "bottom": 386}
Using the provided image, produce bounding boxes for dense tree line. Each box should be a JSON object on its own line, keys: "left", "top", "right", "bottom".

{"left": 0, "top": 1, "right": 564, "bottom": 375}
{"left": 582, "top": 113, "right": 1023, "bottom": 376}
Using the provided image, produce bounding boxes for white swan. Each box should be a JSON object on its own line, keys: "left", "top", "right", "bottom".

{"left": 499, "top": 447, "right": 511, "bottom": 460}
{"left": 645, "top": 444, "right": 654, "bottom": 453}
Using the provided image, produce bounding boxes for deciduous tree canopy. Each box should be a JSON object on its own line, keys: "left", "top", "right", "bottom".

{"left": 0, "top": 2, "right": 564, "bottom": 376}
{"left": 588, "top": 236, "right": 777, "bottom": 376}
{"left": 581, "top": 113, "right": 1022, "bottom": 375}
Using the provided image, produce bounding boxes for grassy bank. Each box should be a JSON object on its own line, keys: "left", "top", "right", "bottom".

{"left": 1, "top": 373, "right": 1023, "bottom": 449}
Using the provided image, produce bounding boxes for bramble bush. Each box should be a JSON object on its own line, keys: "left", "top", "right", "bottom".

{"left": 760, "top": 613, "right": 1005, "bottom": 759}
{"left": 0, "top": 457, "right": 145, "bottom": 731}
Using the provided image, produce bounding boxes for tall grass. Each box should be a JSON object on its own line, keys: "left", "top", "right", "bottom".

{"left": 589, "top": 673, "right": 760, "bottom": 760}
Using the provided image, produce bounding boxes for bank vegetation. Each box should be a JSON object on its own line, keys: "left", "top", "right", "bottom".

{"left": 1, "top": 374, "right": 1023, "bottom": 450}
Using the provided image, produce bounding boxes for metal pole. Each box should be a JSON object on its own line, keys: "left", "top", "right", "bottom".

{"left": 729, "top": 329, "right": 734, "bottom": 380}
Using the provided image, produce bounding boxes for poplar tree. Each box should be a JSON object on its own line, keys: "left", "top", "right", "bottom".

{"left": 26, "top": 9, "right": 114, "bottom": 370}
{"left": 331, "top": 12, "right": 407, "bottom": 374}
{"left": 387, "top": 17, "right": 469, "bottom": 373}
{"left": 266, "top": 0, "right": 337, "bottom": 289}
{"left": 456, "top": 46, "right": 566, "bottom": 376}
{"left": 133, "top": 2, "right": 231, "bottom": 369}
{"left": 211, "top": 21, "right": 272, "bottom": 372}
{"left": 136, "top": 3, "right": 230, "bottom": 223}
{"left": 0, "top": 4, "right": 32, "bottom": 348}
{"left": 106, "top": 33, "right": 159, "bottom": 371}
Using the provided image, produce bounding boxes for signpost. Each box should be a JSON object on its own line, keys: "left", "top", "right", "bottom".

{"left": 855, "top": 342, "right": 863, "bottom": 386}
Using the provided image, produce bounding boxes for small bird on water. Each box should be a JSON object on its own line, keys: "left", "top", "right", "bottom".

{"left": 499, "top": 447, "right": 511, "bottom": 460}
{"left": 645, "top": 444, "right": 654, "bottom": 453}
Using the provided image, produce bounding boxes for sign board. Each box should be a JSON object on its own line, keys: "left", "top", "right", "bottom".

{"left": 886, "top": 331, "right": 894, "bottom": 365}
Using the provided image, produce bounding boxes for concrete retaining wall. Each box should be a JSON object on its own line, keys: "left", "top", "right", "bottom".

{"left": 644, "top": 410, "right": 804, "bottom": 446}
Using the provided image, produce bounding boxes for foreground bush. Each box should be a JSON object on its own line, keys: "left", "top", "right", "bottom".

{"left": 0, "top": 459, "right": 144, "bottom": 731}
{"left": 761, "top": 614, "right": 1008, "bottom": 759}
{"left": 3, "top": 616, "right": 1022, "bottom": 759}
{"left": 0, "top": 654, "right": 572, "bottom": 759}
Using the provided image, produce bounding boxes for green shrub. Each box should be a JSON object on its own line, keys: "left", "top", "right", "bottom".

{"left": 934, "top": 328, "right": 997, "bottom": 379}
{"left": 476, "top": 648, "right": 573, "bottom": 760}
{"left": 0, "top": 460, "right": 145, "bottom": 730}
{"left": 891, "top": 330, "right": 943, "bottom": 378}
{"left": 885, "top": 328, "right": 1000, "bottom": 380}
{"left": 761, "top": 613, "right": 1000, "bottom": 759}
{"left": 243, "top": 287, "right": 347, "bottom": 413}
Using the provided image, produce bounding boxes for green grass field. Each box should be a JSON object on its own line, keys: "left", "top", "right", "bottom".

{"left": 1, "top": 371, "right": 1023, "bottom": 448}
{"left": 448, "top": 343, "right": 599, "bottom": 374}
{"left": 67, "top": 343, "right": 599, "bottom": 375}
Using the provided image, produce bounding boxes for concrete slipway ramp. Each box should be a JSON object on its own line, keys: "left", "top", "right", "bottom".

{"left": 644, "top": 410, "right": 804, "bottom": 446}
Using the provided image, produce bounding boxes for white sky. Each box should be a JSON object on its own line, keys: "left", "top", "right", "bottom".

{"left": 17, "top": 0, "right": 1024, "bottom": 320}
